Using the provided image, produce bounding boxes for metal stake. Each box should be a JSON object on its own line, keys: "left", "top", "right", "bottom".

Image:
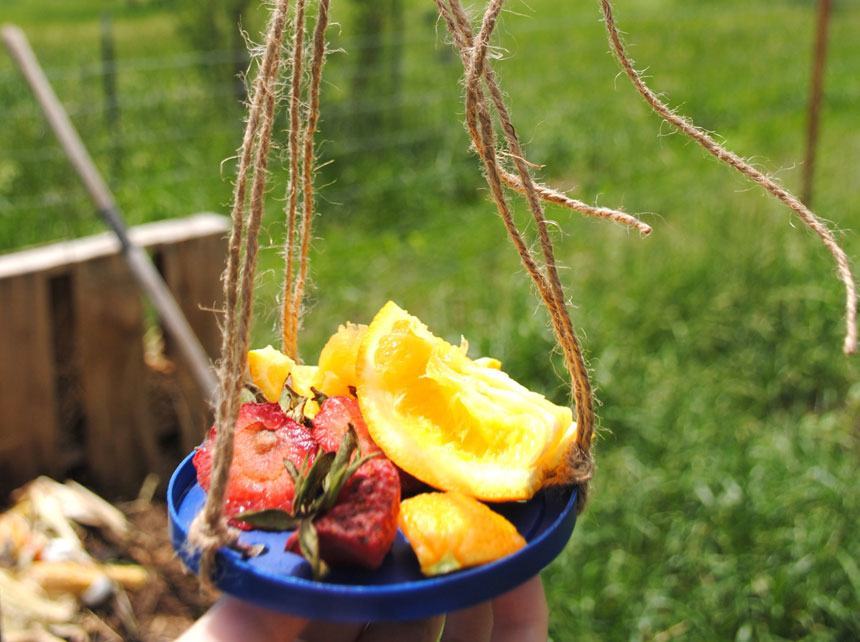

{"left": 2, "top": 24, "right": 218, "bottom": 403}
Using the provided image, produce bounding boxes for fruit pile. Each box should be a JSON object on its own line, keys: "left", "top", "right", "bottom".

{"left": 193, "top": 301, "right": 578, "bottom": 578}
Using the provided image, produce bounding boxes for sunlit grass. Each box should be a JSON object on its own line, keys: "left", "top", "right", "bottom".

{"left": 1, "top": 0, "right": 858, "bottom": 638}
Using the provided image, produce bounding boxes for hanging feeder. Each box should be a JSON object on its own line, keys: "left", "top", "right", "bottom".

{"left": 168, "top": 0, "right": 856, "bottom": 623}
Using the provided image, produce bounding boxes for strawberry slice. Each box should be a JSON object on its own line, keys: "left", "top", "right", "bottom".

{"left": 193, "top": 402, "right": 316, "bottom": 528}
{"left": 312, "top": 396, "right": 381, "bottom": 456}
{"left": 286, "top": 456, "right": 400, "bottom": 570}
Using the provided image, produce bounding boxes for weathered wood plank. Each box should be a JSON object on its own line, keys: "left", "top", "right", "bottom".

{"left": 73, "top": 256, "right": 158, "bottom": 495}
{"left": 156, "top": 233, "right": 225, "bottom": 452}
{"left": 0, "top": 213, "right": 228, "bottom": 279}
{"left": 48, "top": 273, "right": 86, "bottom": 473}
{"left": 0, "top": 273, "right": 59, "bottom": 489}
{"left": 0, "top": 214, "right": 228, "bottom": 494}
{"left": 157, "top": 233, "right": 224, "bottom": 357}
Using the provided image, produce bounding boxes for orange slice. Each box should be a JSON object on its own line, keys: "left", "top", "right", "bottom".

{"left": 398, "top": 492, "right": 526, "bottom": 576}
{"left": 315, "top": 322, "right": 367, "bottom": 397}
{"left": 247, "top": 345, "right": 294, "bottom": 402}
{"left": 247, "top": 345, "right": 318, "bottom": 401}
{"left": 356, "top": 301, "right": 577, "bottom": 501}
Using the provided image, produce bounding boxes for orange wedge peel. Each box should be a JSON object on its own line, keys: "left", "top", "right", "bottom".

{"left": 356, "top": 301, "right": 578, "bottom": 502}
{"left": 398, "top": 491, "right": 526, "bottom": 576}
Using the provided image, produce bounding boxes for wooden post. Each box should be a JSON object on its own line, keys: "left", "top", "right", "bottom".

{"left": 802, "top": 0, "right": 833, "bottom": 207}
{"left": 101, "top": 13, "right": 123, "bottom": 180}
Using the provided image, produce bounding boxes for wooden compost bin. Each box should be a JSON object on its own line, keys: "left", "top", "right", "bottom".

{"left": 0, "top": 214, "right": 228, "bottom": 497}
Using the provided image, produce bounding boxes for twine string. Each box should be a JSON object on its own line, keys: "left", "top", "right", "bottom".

{"left": 465, "top": 0, "right": 595, "bottom": 453}
{"left": 188, "top": 0, "right": 292, "bottom": 584}
{"left": 438, "top": 0, "right": 596, "bottom": 502}
{"left": 289, "top": 0, "right": 332, "bottom": 356}
{"left": 438, "top": 0, "right": 652, "bottom": 236}
{"left": 281, "top": 0, "right": 307, "bottom": 359}
{"left": 600, "top": 0, "right": 857, "bottom": 355}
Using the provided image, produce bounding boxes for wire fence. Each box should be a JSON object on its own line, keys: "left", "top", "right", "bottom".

{"left": 1, "top": 1, "right": 853, "bottom": 247}
{"left": 0, "top": 4, "right": 801, "bottom": 83}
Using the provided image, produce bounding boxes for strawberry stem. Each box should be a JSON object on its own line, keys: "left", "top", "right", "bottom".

{"left": 310, "top": 386, "right": 328, "bottom": 405}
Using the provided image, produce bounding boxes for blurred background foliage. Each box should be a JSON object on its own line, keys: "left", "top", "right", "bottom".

{"left": 1, "top": 0, "right": 858, "bottom": 639}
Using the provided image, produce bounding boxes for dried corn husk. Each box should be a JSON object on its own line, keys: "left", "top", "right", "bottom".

{"left": 1, "top": 476, "right": 144, "bottom": 639}
{"left": 0, "top": 567, "right": 76, "bottom": 624}
{"left": 26, "top": 561, "right": 149, "bottom": 595}
{"left": 19, "top": 478, "right": 128, "bottom": 543}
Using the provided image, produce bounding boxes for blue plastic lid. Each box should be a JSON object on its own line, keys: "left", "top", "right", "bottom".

{"left": 168, "top": 451, "right": 577, "bottom": 622}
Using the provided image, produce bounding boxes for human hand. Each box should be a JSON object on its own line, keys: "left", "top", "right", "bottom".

{"left": 177, "top": 575, "right": 548, "bottom": 642}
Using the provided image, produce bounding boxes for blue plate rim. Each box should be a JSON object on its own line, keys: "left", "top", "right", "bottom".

{"left": 168, "top": 450, "right": 578, "bottom": 617}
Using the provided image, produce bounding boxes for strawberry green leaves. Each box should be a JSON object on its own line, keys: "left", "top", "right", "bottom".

{"left": 233, "top": 508, "right": 301, "bottom": 531}
{"left": 278, "top": 379, "right": 306, "bottom": 423}
{"left": 237, "top": 426, "right": 379, "bottom": 579}
{"left": 298, "top": 518, "right": 328, "bottom": 580}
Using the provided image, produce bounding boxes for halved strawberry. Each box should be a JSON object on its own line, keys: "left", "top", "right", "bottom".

{"left": 286, "top": 456, "right": 400, "bottom": 570}
{"left": 193, "top": 402, "right": 316, "bottom": 528}
{"left": 312, "top": 396, "right": 381, "bottom": 456}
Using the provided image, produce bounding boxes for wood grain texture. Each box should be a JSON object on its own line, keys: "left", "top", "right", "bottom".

{"left": 73, "top": 255, "right": 157, "bottom": 495}
{"left": 156, "top": 233, "right": 225, "bottom": 452}
{"left": 0, "top": 215, "right": 228, "bottom": 494}
{"left": 0, "top": 273, "right": 59, "bottom": 488}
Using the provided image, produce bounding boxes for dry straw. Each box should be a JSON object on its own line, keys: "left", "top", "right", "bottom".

{"left": 188, "top": 0, "right": 857, "bottom": 582}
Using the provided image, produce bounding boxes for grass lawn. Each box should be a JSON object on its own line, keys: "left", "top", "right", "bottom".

{"left": 2, "top": 0, "right": 859, "bottom": 639}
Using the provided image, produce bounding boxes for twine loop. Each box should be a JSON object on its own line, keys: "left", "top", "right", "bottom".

{"left": 439, "top": 0, "right": 602, "bottom": 461}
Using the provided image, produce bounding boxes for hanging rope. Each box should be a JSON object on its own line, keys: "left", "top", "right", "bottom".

{"left": 438, "top": 0, "right": 600, "bottom": 506}
{"left": 188, "top": 0, "right": 332, "bottom": 584}
{"left": 438, "top": 0, "right": 652, "bottom": 237}
{"left": 281, "top": 0, "right": 307, "bottom": 359}
{"left": 188, "top": 0, "right": 292, "bottom": 585}
{"left": 599, "top": 0, "right": 857, "bottom": 355}
{"left": 281, "top": 0, "right": 331, "bottom": 361}
{"left": 289, "top": 0, "right": 331, "bottom": 359}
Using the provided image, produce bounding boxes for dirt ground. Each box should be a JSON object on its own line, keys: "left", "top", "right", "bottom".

{"left": 80, "top": 502, "right": 215, "bottom": 642}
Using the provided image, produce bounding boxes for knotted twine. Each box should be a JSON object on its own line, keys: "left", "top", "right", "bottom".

{"left": 437, "top": 0, "right": 604, "bottom": 508}
{"left": 437, "top": 0, "right": 857, "bottom": 508}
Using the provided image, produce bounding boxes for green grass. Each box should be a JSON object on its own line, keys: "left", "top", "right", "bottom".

{"left": 2, "top": 0, "right": 859, "bottom": 639}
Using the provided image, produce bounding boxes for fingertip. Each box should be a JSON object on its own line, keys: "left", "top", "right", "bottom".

{"left": 490, "top": 576, "right": 548, "bottom": 642}
{"left": 441, "top": 601, "right": 493, "bottom": 642}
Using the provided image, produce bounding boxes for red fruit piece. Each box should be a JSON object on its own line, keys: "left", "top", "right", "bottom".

{"left": 287, "top": 457, "right": 400, "bottom": 570}
{"left": 312, "top": 396, "right": 381, "bottom": 456}
{"left": 314, "top": 396, "right": 426, "bottom": 498}
{"left": 193, "top": 402, "right": 316, "bottom": 528}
